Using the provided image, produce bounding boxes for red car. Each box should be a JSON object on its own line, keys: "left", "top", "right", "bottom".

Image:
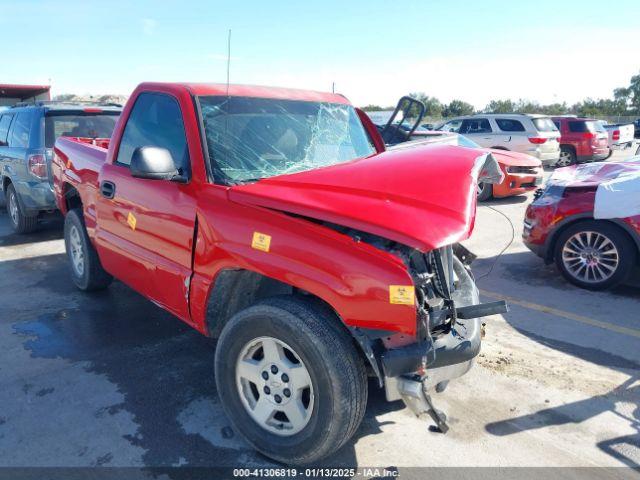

{"left": 397, "top": 132, "right": 543, "bottom": 200}
{"left": 524, "top": 160, "right": 640, "bottom": 290}
{"left": 552, "top": 116, "right": 609, "bottom": 167}
{"left": 52, "top": 82, "right": 506, "bottom": 464}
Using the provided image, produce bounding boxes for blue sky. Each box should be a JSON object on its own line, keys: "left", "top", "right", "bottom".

{"left": 2, "top": 0, "right": 639, "bottom": 108}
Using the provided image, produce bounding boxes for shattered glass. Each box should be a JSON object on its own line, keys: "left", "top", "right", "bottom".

{"left": 198, "top": 96, "right": 376, "bottom": 184}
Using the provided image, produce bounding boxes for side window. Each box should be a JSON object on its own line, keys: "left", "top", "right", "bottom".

{"left": 442, "top": 120, "right": 461, "bottom": 132}
{"left": 495, "top": 118, "right": 525, "bottom": 132}
{"left": 568, "top": 121, "right": 587, "bottom": 133}
{"left": 116, "top": 92, "right": 189, "bottom": 174}
{"left": 0, "top": 115, "right": 13, "bottom": 146}
{"left": 8, "top": 112, "right": 31, "bottom": 148}
{"left": 553, "top": 121, "right": 561, "bottom": 130}
{"left": 459, "top": 118, "right": 491, "bottom": 134}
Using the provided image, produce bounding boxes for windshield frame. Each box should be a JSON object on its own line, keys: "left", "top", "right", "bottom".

{"left": 196, "top": 95, "right": 376, "bottom": 186}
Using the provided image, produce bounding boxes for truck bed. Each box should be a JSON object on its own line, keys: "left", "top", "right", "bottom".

{"left": 52, "top": 136, "right": 109, "bottom": 235}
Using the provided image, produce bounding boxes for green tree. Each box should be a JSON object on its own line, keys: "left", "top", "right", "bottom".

{"left": 443, "top": 99, "right": 475, "bottom": 117}
{"left": 484, "top": 99, "right": 515, "bottom": 113}
{"left": 407, "top": 92, "right": 444, "bottom": 118}
{"left": 361, "top": 104, "right": 385, "bottom": 112}
{"left": 613, "top": 71, "right": 640, "bottom": 114}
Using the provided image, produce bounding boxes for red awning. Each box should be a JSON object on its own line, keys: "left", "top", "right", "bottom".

{"left": 0, "top": 84, "right": 50, "bottom": 100}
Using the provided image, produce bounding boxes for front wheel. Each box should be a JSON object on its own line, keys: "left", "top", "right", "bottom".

{"left": 554, "top": 221, "right": 636, "bottom": 290}
{"left": 64, "top": 209, "right": 113, "bottom": 291}
{"left": 214, "top": 296, "right": 367, "bottom": 465}
{"left": 476, "top": 182, "right": 492, "bottom": 201}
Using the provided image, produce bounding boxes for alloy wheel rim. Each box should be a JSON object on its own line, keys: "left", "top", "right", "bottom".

{"left": 235, "top": 336, "right": 314, "bottom": 436}
{"left": 561, "top": 231, "right": 619, "bottom": 283}
{"left": 8, "top": 192, "right": 18, "bottom": 225}
{"left": 557, "top": 151, "right": 572, "bottom": 167}
{"left": 69, "top": 225, "right": 85, "bottom": 276}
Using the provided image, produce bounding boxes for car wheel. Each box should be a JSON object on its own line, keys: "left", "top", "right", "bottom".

{"left": 556, "top": 147, "right": 576, "bottom": 167}
{"left": 554, "top": 221, "right": 636, "bottom": 291}
{"left": 64, "top": 209, "right": 113, "bottom": 291}
{"left": 476, "top": 182, "right": 492, "bottom": 201}
{"left": 5, "top": 184, "right": 38, "bottom": 234}
{"left": 214, "top": 296, "right": 367, "bottom": 465}
{"left": 605, "top": 148, "right": 613, "bottom": 160}
{"left": 635, "top": 144, "right": 640, "bottom": 156}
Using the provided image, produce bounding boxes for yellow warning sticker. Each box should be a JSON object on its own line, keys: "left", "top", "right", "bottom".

{"left": 389, "top": 285, "right": 415, "bottom": 305}
{"left": 251, "top": 232, "right": 271, "bottom": 252}
{"left": 127, "top": 212, "right": 137, "bottom": 231}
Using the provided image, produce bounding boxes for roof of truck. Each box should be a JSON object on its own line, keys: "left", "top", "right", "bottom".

{"left": 139, "top": 82, "right": 351, "bottom": 105}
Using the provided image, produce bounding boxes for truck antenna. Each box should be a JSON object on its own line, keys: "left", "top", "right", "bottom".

{"left": 226, "top": 29, "right": 232, "bottom": 97}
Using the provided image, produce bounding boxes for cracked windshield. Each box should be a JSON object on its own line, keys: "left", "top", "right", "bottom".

{"left": 199, "top": 96, "right": 376, "bottom": 183}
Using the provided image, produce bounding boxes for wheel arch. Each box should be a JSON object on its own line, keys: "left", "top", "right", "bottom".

{"left": 546, "top": 215, "right": 640, "bottom": 263}
{"left": 202, "top": 268, "right": 382, "bottom": 384}
{"left": 60, "top": 182, "right": 82, "bottom": 215}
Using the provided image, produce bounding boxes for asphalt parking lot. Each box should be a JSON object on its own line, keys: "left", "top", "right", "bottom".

{"left": 0, "top": 148, "right": 639, "bottom": 475}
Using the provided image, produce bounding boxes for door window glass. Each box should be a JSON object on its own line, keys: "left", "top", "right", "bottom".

{"left": 116, "top": 93, "right": 189, "bottom": 174}
{"left": 8, "top": 112, "right": 31, "bottom": 148}
{"left": 459, "top": 118, "right": 492, "bottom": 134}
{"left": 495, "top": 118, "right": 525, "bottom": 132}
{"left": 0, "top": 115, "right": 13, "bottom": 146}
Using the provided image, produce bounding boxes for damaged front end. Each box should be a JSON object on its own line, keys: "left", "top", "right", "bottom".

{"left": 363, "top": 242, "right": 507, "bottom": 432}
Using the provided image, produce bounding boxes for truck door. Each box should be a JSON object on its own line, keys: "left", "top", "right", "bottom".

{"left": 95, "top": 92, "right": 196, "bottom": 321}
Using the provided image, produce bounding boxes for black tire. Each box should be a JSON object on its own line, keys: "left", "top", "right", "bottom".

{"left": 605, "top": 148, "right": 613, "bottom": 160}
{"left": 557, "top": 146, "right": 576, "bottom": 167}
{"left": 635, "top": 144, "right": 640, "bottom": 156}
{"left": 5, "top": 184, "right": 38, "bottom": 234}
{"left": 214, "top": 296, "right": 367, "bottom": 465}
{"left": 476, "top": 182, "right": 492, "bottom": 201}
{"left": 64, "top": 209, "right": 112, "bottom": 291}
{"left": 554, "top": 220, "right": 636, "bottom": 291}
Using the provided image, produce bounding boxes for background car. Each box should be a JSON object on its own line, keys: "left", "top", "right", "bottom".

{"left": 524, "top": 160, "right": 640, "bottom": 290}
{"left": 392, "top": 131, "right": 543, "bottom": 201}
{"left": 436, "top": 114, "right": 561, "bottom": 166}
{"left": 0, "top": 101, "right": 121, "bottom": 233}
{"left": 551, "top": 116, "right": 609, "bottom": 167}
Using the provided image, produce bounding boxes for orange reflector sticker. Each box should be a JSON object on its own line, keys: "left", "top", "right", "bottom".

{"left": 389, "top": 285, "right": 415, "bottom": 305}
{"left": 251, "top": 232, "right": 271, "bottom": 252}
{"left": 127, "top": 212, "right": 137, "bottom": 231}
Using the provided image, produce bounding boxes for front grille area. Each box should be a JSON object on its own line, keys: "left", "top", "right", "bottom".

{"left": 508, "top": 166, "right": 539, "bottom": 175}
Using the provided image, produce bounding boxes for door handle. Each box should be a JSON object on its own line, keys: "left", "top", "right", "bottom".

{"left": 100, "top": 181, "right": 116, "bottom": 199}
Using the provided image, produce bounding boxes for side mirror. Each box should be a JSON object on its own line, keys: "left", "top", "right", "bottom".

{"left": 130, "top": 146, "right": 182, "bottom": 181}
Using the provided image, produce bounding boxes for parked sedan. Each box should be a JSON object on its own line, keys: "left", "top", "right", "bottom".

{"left": 394, "top": 131, "right": 543, "bottom": 201}
{"left": 524, "top": 160, "right": 640, "bottom": 290}
{"left": 436, "top": 114, "right": 561, "bottom": 166}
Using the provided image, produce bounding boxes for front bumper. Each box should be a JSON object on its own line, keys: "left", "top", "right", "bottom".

{"left": 493, "top": 172, "right": 543, "bottom": 197}
{"left": 381, "top": 257, "right": 507, "bottom": 400}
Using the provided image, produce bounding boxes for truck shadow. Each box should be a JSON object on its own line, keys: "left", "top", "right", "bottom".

{"left": 2, "top": 252, "right": 394, "bottom": 469}
{"left": 474, "top": 249, "right": 640, "bottom": 466}
{"left": 0, "top": 213, "right": 63, "bottom": 247}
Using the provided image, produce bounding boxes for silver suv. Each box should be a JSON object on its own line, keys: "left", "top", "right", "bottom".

{"left": 437, "top": 114, "right": 561, "bottom": 165}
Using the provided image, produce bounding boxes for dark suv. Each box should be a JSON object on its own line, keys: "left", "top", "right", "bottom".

{"left": 0, "top": 102, "right": 121, "bottom": 232}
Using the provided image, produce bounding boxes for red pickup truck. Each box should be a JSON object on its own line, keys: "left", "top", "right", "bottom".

{"left": 52, "top": 82, "right": 506, "bottom": 464}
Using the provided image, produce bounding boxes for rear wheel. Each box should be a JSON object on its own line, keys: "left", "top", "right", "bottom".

{"left": 64, "top": 209, "right": 112, "bottom": 291}
{"left": 214, "top": 296, "right": 367, "bottom": 465}
{"left": 476, "top": 182, "right": 492, "bottom": 201}
{"left": 556, "top": 146, "right": 576, "bottom": 167}
{"left": 6, "top": 184, "right": 38, "bottom": 234}
{"left": 554, "top": 221, "right": 636, "bottom": 290}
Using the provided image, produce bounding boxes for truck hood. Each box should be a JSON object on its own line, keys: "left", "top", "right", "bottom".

{"left": 229, "top": 144, "right": 497, "bottom": 251}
